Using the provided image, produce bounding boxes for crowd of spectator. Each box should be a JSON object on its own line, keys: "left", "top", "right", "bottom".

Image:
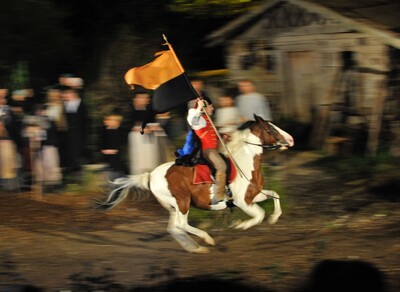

{"left": 0, "top": 76, "right": 273, "bottom": 193}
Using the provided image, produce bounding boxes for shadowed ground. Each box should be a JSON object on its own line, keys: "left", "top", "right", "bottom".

{"left": 0, "top": 151, "right": 399, "bottom": 291}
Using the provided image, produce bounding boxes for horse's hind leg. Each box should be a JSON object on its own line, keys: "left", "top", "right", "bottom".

{"left": 168, "top": 210, "right": 211, "bottom": 253}
{"left": 159, "top": 199, "right": 209, "bottom": 253}
{"left": 176, "top": 212, "right": 215, "bottom": 246}
{"left": 152, "top": 197, "right": 198, "bottom": 252}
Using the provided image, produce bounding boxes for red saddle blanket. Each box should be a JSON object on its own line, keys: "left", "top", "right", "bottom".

{"left": 193, "top": 159, "right": 237, "bottom": 184}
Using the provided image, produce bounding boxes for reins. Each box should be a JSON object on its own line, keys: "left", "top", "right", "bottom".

{"left": 233, "top": 148, "right": 279, "bottom": 200}
{"left": 229, "top": 131, "right": 283, "bottom": 200}
{"left": 243, "top": 141, "right": 281, "bottom": 150}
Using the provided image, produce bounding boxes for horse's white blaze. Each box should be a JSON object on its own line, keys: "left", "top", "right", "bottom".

{"left": 269, "top": 122, "right": 294, "bottom": 147}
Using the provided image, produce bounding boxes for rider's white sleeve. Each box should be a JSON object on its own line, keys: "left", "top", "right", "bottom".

{"left": 187, "top": 108, "right": 206, "bottom": 130}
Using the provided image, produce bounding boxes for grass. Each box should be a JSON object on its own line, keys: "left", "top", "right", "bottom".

{"left": 188, "top": 163, "right": 288, "bottom": 226}
{"left": 310, "top": 150, "right": 399, "bottom": 181}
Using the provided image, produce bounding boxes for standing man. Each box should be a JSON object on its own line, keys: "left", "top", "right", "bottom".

{"left": 99, "top": 112, "right": 127, "bottom": 182}
{"left": 235, "top": 79, "right": 272, "bottom": 121}
{"left": 187, "top": 97, "right": 227, "bottom": 204}
{"left": 61, "top": 85, "right": 89, "bottom": 174}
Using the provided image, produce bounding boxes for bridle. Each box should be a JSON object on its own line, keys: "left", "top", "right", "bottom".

{"left": 244, "top": 121, "right": 287, "bottom": 150}
{"left": 243, "top": 141, "right": 281, "bottom": 150}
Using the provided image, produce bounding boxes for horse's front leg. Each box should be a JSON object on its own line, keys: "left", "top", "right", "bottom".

{"left": 253, "top": 190, "right": 282, "bottom": 225}
{"left": 231, "top": 189, "right": 282, "bottom": 229}
{"left": 231, "top": 200, "right": 265, "bottom": 230}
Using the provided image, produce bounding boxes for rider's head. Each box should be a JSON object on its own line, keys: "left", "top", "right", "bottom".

{"left": 194, "top": 97, "right": 214, "bottom": 115}
{"left": 194, "top": 97, "right": 212, "bottom": 108}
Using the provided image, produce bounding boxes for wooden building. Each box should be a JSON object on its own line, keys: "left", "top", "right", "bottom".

{"left": 206, "top": 0, "right": 400, "bottom": 155}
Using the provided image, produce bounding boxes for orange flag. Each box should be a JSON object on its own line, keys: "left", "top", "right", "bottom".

{"left": 124, "top": 37, "right": 198, "bottom": 113}
{"left": 124, "top": 50, "right": 184, "bottom": 90}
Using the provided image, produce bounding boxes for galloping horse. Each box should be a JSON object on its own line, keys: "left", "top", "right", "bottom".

{"left": 96, "top": 114, "right": 294, "bottom": 253}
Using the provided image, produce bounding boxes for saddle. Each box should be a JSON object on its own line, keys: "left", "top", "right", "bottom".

{"left": 175, "top": 151, "right": 236, "bottom": 185}
{"left": 175, "top": 130, "right": 236, "bottom": 185}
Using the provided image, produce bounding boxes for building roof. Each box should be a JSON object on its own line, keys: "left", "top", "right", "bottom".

{"left": 205, "top": 0, "right": 400, "bottom": 48}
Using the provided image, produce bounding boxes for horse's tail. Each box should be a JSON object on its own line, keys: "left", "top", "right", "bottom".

{"left": 94, "top": 173, "right": 151, "bottom": 210}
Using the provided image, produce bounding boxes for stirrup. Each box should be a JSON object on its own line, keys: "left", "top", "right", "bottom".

{"left": 226, "top": 186, "right": 232, "bottom": 197}
{"left": 226, "top": 199, "right": 235, "bottom": 209}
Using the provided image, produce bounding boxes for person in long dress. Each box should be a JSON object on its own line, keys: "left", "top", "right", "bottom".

{"left": 127, "top": 91, "right": 158, "bottom": 175}
{"left": 0, "top": 90, "right": 19, "bottom": 190}
{"left": 22, "top": 104, "right": 63, "bottom": 192}
{"left": 44, "top": 86, "right": 68, "bottom": 168}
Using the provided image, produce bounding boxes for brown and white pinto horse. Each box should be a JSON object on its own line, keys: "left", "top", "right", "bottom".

{"left": 97, "top": 114, "right": 294, "bottom": 253}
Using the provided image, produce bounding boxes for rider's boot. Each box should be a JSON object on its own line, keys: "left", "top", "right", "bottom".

{"left": 212, "top": 172, "right": 227, "bottom": 204}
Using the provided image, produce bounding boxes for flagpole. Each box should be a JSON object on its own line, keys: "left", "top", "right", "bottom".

{"left": 161, "top": 34, "right": 242, "bottom": 177}
{"left": 162, "top": 34, "right": 185, "bottom": 72}
{"left": 162, "top": 34, "right": 201, "bottom": 100}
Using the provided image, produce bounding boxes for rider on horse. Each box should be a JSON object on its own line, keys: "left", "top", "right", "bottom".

{"left": 187, "top": 97, "right": 229, "bottom": 204}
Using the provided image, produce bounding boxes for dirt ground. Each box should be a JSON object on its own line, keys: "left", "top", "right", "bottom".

{"left": 0, "top": 151, "right": 399, "bottom": 291}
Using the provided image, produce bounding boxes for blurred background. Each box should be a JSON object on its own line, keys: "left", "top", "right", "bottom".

{"left": 1, "top": 0, "right": 399, "bottom": 159}
{"left": 1, "top": 1, "right": 400, "bottom": 291}
{"left": 0, "top": 0, "right": 246, "bottom": 101}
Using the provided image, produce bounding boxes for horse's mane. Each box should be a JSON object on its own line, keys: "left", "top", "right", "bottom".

{"left": 237, "top": 120, "right": 255, "bottom": 130}
{"left": 221, "top": 122, "right": 253, "bottom": 155}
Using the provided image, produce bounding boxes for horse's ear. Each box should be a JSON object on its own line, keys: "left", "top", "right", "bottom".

{"left": 253, "top": 114, "right": 265, "bottom": 123}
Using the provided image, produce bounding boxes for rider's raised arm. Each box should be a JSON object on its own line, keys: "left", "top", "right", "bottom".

{"left": 187, "top": 107, "right": 206, "bottom": 130}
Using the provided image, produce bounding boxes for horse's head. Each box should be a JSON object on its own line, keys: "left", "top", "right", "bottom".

{"left": 250, "top": 114, "right": 294, "bottom": 150}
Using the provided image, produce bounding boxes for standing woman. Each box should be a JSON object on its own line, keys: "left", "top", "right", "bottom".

{"left": 127, "top": 91, "right": 159, "bottom": 175}
{"left": 44, "top": 86, "right": 68, "bottom": 169}
{"left": 22, "top": 104, "right": 63, "bottom": 192}
{"left": 0, "top": 89, "right": 19, "bottom": 190}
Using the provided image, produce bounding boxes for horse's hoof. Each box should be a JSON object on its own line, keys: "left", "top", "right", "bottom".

{"left": 268, "top": 213, "right": 281, "bottom": 225}
{"left": 268, "top": 217, "right": 278, "bottom": 225}
{"left": 204, "top": 236, "right": 215, "bottom": 246}
{"left": 234, "top": 223, "right": 248, "bottom": 230}
{"left": 229, "top": 219, "right": 242, "bottom": 228}
{"left": 190, "top": 246, "right": 210, "bottom": 253}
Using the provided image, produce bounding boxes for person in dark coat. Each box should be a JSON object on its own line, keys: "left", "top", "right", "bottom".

{"left": 60, "top": 85, "right": 89, "bottom": 174}
{"left": 99, "top": 113, "right": 127, "bottom": 181}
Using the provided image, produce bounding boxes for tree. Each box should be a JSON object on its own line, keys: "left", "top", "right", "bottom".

{"left": 169, "top": 0, "right": 264, "bottom": 16}
{"left": 0, "top": 0, "right": 76, "bottom": 91}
